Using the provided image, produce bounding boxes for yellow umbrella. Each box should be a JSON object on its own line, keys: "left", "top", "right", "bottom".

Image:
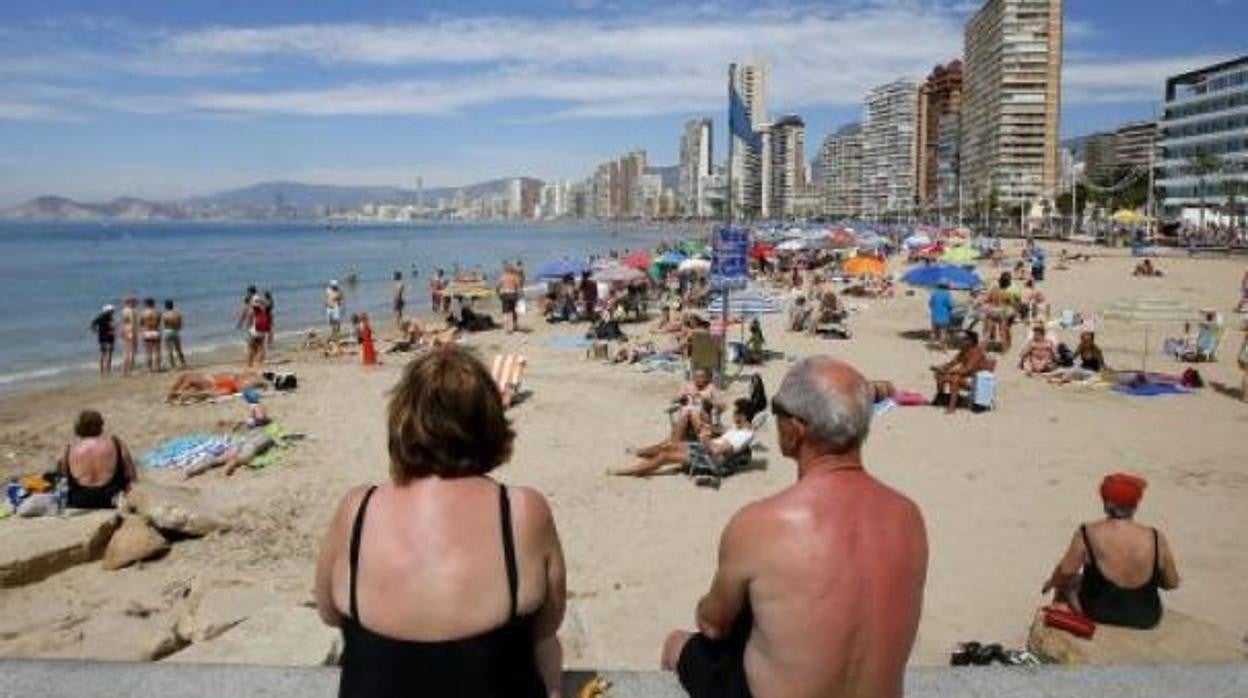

{"left": 940, "top": 246, "right": 978, "bottom": 264}
{"left": 1111, "top": 209, "right": 1149, "bottom": 225}
{"left": 843, "top": 256, "right": 885, "bottom": 277}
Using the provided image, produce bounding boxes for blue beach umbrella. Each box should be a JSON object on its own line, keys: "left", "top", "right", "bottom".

{"left": 537, "top": 258, "right": 590, "bottom": 280}
{"left": 902, "top": 264, "right": 982, "bottom": 290}
{"left": 656, "top": 250, "right": 687, "bottom": 266}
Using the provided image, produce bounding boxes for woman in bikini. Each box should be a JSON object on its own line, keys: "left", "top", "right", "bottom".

{"left": 139, "top": 298, "right": 162, "bottom": 372}
{"left": 1018, "top": 325, "right": 1058, "bottom": 376}
{"left": 120, "top": 296, "right": 138, "bottom": 376}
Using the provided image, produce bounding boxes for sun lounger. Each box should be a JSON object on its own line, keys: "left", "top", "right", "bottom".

{"left": 491, "top": 354, "right": 528, "bottom": 407}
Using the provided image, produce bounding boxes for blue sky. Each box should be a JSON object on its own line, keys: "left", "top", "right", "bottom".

{"left": 0, "top": 0, "right": 1244, "bottom": 205}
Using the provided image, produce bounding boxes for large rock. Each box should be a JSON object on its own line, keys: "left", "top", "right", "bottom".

{"left": 0, "top": 511, "right": 119, "bottom": 587}
{"left": 43, "top": 611, "right": 183, "bottom": 662}
{"left": 168, "top": 606, "right": 341, "bottom": 666}
{"left": 102, "top": 516, "right": 170, "bottom": 570}
{"left": 1027, "top": 608, "right": 1245, "bottom": 664}
{"left": 123, "top": 482, "right": 227, "bottom": 537}
{"left": 175, "top": 586, "right": 285, "bottom": 643}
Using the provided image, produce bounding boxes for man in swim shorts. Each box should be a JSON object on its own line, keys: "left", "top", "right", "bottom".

{"left": 162, "top": 299, "right": 186, "bottom": 369}
{"left": 91, "top": 304, "right": 116, "bottom": 377}
{"left": 326, "top": 280, "right": 344, "bottom": 339}
{"left": 497, "top": 263, "right": 523, "bottom": 334}
{"left": 139, "top": 297, "right": 162, "bottom": 372}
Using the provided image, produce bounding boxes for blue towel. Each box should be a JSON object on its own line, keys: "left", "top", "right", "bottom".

{"left": 1112, "top": 383, "right": 1189, "bottom": 397}
{"left": 545, "top": 335, "right": 593, "bottom": 350}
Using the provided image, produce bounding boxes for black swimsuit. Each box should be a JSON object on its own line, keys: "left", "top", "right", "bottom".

{"left": 1078, "top": 525, "right": 1164, "bottom": 629}
{"left": 337, "top": 485, "right": 546, "bottom": 698}
{"left": 64, "top": 436, "right": 129, "bottom": 510}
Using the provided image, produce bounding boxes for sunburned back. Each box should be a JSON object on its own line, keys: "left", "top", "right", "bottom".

{"left": 333, "top": 479, "right": 548, "bottom": 642}
{"left": 1085, "top": 521, "right": 1156, "bottom": 588}
{"left": 746, "top": 472, "right": 927, "bottom": 698}
{"left": 68, "top": 437, "right": 120, "bottom": 488}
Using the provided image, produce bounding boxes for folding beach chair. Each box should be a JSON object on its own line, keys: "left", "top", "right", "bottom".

{"left": 491, "top": 354, "right": 528, "bottom": 407}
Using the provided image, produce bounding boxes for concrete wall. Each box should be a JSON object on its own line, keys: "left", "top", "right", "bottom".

{"left": 0, "top": 659, "right": 1245, "bottom": 698}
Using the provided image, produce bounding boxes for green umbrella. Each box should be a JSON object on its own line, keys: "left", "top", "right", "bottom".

{"left": 940, "top": 245, "right": 978, "bottom": 264}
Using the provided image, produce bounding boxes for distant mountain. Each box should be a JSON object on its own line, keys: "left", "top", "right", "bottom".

{"left": 0, "top": 177, "right": 546, "bottom": 221}
{"left": 0, "top": 195, "right": 181, "bottom": 221}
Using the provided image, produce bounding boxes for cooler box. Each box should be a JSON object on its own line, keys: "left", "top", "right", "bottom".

{"left": 972, "top": 371, "right": 996, "bottom": 409}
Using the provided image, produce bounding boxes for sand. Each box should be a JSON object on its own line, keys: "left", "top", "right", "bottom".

{"left": 0, "top": 241, "right": 1245, "bottom": 668}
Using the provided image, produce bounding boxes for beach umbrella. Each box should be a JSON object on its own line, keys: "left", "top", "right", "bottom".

{"left": 537, "top": 258, "right": 590, "bottom": 280}
{"left": 1111, "top": 209, "right": 1148, "bottom": 225}
{"left": 706, "top": 290, "right": 783, "bottom": 315}
{"left": 901, "top": 264, "right": 982, "bottom": 290}
{"left": 655, "top": 250, "right": 687, "bottom": 266}
{"left": 843, "top": 256, "right": 886, "bottom": 277}
{"left": 940, "top": 245, "right": 978, "bottom": 264}
{"left": 903, "top": 234, "right": 932, "bottom": 249}
{"left": 678, "top": 258, "right": 712, "bottom": 273}
{"left": 593, "top": 264, "right": 645, "bottom": 283}
{"left": 445, "top": 283, "right": 494, "bottom": 299}
{"left": 750, "top": 243, "right": 775, "bottom": 260}
{"left": 622, "top": 251, "right": 652, "bottom": 271}
{"left": 1100, "top": 297, "right": 1196, "bottom": 373}
{"left": 825, "top": 229, "right": 858, "bottom": 249}
{"left": 777, "top": 238, "right": 814, "bottom": 252}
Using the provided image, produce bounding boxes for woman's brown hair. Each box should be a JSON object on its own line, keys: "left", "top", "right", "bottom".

{"left": 387, "top": 347, "right": 514, "bottom": 482}
{"left": 74, "top": 410, "right": 104, "bottom": 438}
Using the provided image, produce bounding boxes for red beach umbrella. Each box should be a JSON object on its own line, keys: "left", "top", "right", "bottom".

{"left": 623, "top": 251, "right": 652, "bottom": 270}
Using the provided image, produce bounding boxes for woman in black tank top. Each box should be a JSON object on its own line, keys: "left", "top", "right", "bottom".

{"left": 315, "top": 349, "right": 566, "bottom": 698}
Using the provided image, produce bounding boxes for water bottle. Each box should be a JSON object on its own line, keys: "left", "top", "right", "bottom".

{"left": 55, "top": 477, "right": 68, "bottom": 515}
{"left": 5, "top": 478, "right": 23, "bottom": 510}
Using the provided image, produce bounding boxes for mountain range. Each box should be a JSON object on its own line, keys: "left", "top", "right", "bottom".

{"left": 0, "top": 178, "right": 544, "bottom": 221}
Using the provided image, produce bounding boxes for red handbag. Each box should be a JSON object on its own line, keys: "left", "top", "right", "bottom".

{"left": 1043, "top": 605, "right": 1096, "bottom": 639}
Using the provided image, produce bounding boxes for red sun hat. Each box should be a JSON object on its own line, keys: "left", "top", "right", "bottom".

{"left": 1100, "top": 473, "right": 1147, "bottom": 508}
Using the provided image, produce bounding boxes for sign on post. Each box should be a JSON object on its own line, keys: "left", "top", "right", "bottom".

{"left": 710, "top": 226, "right": 750, "bottom": 292}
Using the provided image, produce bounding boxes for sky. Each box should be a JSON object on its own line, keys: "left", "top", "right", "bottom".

{"left": 0, "top": 0, "right": 1244, "bottom": 205}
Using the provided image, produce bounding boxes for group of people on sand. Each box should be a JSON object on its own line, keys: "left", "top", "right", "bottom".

{"left": 90, "top": 296, "right": 186, "bottom": 377}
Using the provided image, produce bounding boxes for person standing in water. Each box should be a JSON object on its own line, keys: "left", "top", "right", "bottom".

{"left": 91, "top": 304, "right": 116, "bottom": 377}
{"left": 393, "top": 271, "right": 406, "bottom": 331}
{"left": 120, "top": 296, "right": 138, "bottom": 376}
{"left": 139, "top": 298, "right": 162, "bottom": 372}
{"left": 498, "top": 263, "right": 523, "bottom": 334}
{"left": 162, "top": 299, "right": 187, "bottom": 369}
{"left": 263, "top": 290, "right": 276, "bottom": 348}
{"left": 326, "top": 280, "right": 345, "bottom": 340}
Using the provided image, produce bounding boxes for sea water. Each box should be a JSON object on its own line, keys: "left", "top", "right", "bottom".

{"left": 0, "top": 221, "right": 674, "bottom": 392}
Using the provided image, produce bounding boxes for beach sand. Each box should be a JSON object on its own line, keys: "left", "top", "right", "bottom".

{"left": 0, "top": 242, "right": 1244, "bottom": 668}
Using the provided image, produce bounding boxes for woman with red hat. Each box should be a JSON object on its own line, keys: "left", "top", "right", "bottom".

{"left": 1041, "top": 473, "right": 1181, "bottom": 629}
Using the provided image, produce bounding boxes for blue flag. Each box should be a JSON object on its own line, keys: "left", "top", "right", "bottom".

{"left": 729, "top": 81, "right": 762, "bottom": 152}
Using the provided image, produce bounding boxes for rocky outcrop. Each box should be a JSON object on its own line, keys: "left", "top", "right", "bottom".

{"left": 102, "top": 516, "right": 170, "bottom": 571}
{"left": 0, "top": 511, "right": 119, "bottom": 587}
{"left": 175, "top": 585, "right": 286, "bottom": 644}
{"left": 167, "top": 606, "right": 341, "bottom": 666}
{"left": 1027, "top": 608, "right": 1245, "bottom": 664}
{"left": 122, "top": 483, "right": 227, "bottom": 538}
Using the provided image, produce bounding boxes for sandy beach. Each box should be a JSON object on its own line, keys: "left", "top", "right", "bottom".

{"left": 1, "top": 241, "right": 1245, "bottom": 668}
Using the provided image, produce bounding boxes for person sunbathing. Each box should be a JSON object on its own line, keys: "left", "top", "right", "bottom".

{"left": 931, "top": 330, "right": 991, "bottom": 413}
{"left": 1042, "top": 473, "right": 1180, "bottom": 629}
{"left": 670, "top": 368, "right": 724, "bottom": 442}
{"left": 183, "top": 431, "right": 276, "bottom": 479}
{"left": 166, "top": 370, "right": 266, "bottom": 403}
{"left": 611, "top": 399, "right": 754, "bottom": 477}
{"left": 1019, "top": 325, "right": 1058, "bottom": 376}
{"left": 613, "top": 340, "right": 658, "bottom": 364}
{"left": 1133, "top": 259, "right": 1163, "bottom": 277}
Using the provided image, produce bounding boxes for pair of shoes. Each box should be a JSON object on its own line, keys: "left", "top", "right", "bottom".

{"left": 950, "top": 641, "right": 1006, "bottom": 666}
{"left": 694, "top": 474, "right": 721, "bottom": 489}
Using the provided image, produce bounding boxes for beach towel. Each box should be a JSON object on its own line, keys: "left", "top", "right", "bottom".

{"left": 545, "top": 335, "right": 593, "bottom": 350}
{"left": 141, "top": 435, "right": 232, "bottom": 470}
{"left": 1112, "top": 383, "right": 1189, "bottom": 397}
{"left": 639, "top": 354, "right": 684, "bottom": 373}
{"left": 873, "top": 399, "right": 897, "bottom": 415}
{"left": 893, "top": 391, "right": 928, "bottom": 406}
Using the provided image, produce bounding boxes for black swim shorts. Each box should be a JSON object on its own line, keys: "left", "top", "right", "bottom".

{"left": 500, "top": 292, "right": 519, "bottom": 313}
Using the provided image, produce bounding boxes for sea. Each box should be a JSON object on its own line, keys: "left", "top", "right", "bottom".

{"left": 0, "top": 221, "right": 680, "bottom": 393}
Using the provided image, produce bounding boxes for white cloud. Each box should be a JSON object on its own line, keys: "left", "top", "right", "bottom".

{"left": 1064, "top": 53, "right": 1234, "bottom": 105}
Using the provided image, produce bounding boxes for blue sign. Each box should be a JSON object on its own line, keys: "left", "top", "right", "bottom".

{"left": 711, "top": 226, "right": 750, "bottom": 292}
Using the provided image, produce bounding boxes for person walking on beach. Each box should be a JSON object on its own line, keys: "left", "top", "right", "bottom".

{"left": 247, "top": 296, "right": 272, "bottom": 368}
{"left": 662, "top": 357, "right": 928, "bottom": 698}
{"left": 162, "top": 299, "right": 187, "bottom": 370}
{"left": 139, "top": 298, "right": 163, "bottom": 372}
{"left": 119, "top": 296, "right": 138, "bottom": 376}
{"left": 431, "top": 268, "right": 447, "bottom": 314}
{"left": 393, "top": 271, "right": 406, "bottom": 330}
{"left": 498, "top": 263, "right": 523, "bottom": 334}
{"left": 90, "top": 304, "right": 116, "bottom": 377}
{"left": 326, "top": 280, "right": 344, "bottom": 340}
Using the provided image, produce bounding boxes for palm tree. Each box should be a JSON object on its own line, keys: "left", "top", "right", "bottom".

{"left": 1186, "top": 151, "right": 1224, "bottom": 230}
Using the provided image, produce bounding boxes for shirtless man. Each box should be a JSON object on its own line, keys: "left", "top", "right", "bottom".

{"left": 932, "top": 330, "right": 991, "bottom": 413}
{"left": 392, "top": 271, "right": 406, "bottom": 330}
{"left": 325, "top": 281, "right": 344, "bottom": 339}
{"left": 162, "top": 299, "right": 187, "bottom": 369}
{"left": 662, "top": 358, "right": 927, "bottom": 698}
{"left": 670, "top": 368, "right": 725, "bottom": 442}
{"left": 120, "top": 296, "right": 138, "bottom": 376}
{"left": 139, "top": 297, "right": 162, "bottom": 372}
{"left": 430, "top": 269, "right": 448, "bottom": 313}
{"left": 498, "top": 263, "right": 523, "bottom": 334}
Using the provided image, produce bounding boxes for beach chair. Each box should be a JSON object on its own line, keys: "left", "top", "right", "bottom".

{"left": 491, "top": 354, "right": 528, "bottom": 407}
{"left": 1180, "top": 324, "right": 1225, "bottom": 362}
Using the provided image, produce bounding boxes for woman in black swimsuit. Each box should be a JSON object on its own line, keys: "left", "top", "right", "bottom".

{"left": 59, "top": 410, "right": 137, "bottom": 509}
{"left": 1043, "top": 473, "right": 1181, "bottom": 629}
{"left": 315, "top": 348, "right": 566, "bottom": 697}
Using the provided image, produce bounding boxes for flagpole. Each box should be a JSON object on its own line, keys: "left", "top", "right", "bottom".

{"left": 722, "top": 63, "right": 737, "bottom": 384}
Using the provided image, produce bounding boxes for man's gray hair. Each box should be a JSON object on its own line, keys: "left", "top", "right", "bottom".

{"left": 773, "top": 357, "right": 873, "bottom": 453}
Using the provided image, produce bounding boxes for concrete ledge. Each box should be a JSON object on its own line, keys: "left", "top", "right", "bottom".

{"left": 0, "top": 659, "right": 1245, "bottom": 697}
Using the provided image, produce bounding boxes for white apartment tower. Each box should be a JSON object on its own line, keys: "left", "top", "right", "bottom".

{"left": 961, "top": 0, "right": 1064, "bottom": 210}
{"left": 679, "top": 118, "right": 714, "bottom": 217}
{"left": 862, "top": 79, "right": 919, "bottom": 219}
{"left": 729, "top": 61, "right": 769, "bottom": 219}
{"left": 818, "top": 123, "right": 865, "bottom": 219}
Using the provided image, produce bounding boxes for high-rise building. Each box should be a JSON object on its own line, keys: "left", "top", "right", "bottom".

{"left": 862, "top": 79, "right": 919, "bottom": 219}
{"left": 1158, "top": 55, "right": 1248, "bottom": 219}
{"left": 729, "top": 61, "right": 769, "bottom": 219}
{"left": 936, "top": 112, "right": 962, "bottom": 213}
{"left": 916, "top": 61, "right": 963, "bottom": 212}
{"left": 817, "top": 123, "right": 865, "bottom": 219}
{"left": 1083, "top": 132, "right": 1119, "bottom": 186}
{"left": 767, "top": 115, "right": 807, "bottom": 219}
{"left": 590, "top": 151, "right": 649, "bottom": 218}
{"left": 679, "top": 118, "right": 714, "bottom": 217}
{"left": 1115, "top": 120, "right": 1157, "bottom": 171}
{"left": 961, "top": 0, "right": 1064, "bottom": 210}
